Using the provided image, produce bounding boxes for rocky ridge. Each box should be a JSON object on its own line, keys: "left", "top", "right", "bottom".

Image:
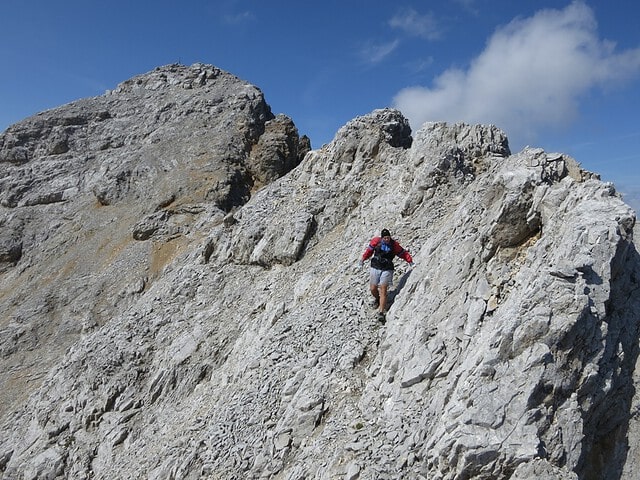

{"left": 0, "top": 64, "right": 639, "bottom": 480}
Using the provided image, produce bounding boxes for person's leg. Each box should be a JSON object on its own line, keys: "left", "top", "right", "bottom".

{"left": 378, "top": 284, "right": 388, "bottom": 313}
{"left": 370, "top": 283, "right": 380, "bottom": 302}
{"left": 369, "top": 269, "right": 381, "bottom": 305}
{"left": 378, "top": 270, "right": 394, "bottom": 313}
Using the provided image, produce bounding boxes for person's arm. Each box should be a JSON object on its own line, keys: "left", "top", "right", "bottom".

{"left": 393, "top": 241, "right": 413, "bottom": 264}
{"left": 361, "top": 237, "right": 380, "bottom": 261}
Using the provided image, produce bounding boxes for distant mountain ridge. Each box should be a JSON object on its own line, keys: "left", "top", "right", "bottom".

{"left": 1, "top": 63, "right": 639, "bottom": 479}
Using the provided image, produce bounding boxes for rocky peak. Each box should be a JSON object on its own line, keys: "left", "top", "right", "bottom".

{"left": 0, "top": 63, "right": 307, "bottom": 428}
{"left": 1, "top": 65, "right": 639, "bottom": 480}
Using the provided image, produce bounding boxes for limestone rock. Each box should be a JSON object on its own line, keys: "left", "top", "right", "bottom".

{"left": 0, "top": 63, "right": 306, "bottom": 435}
{"left": 1, "top": 65, "right": 639, "bottom": 480}
{"left": 249, "top": 113, "right": 311, "bottom": 187}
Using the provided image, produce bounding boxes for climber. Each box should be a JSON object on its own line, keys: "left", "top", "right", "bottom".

{"left": 359, "top": 229, "right": 414, "bottom": 321}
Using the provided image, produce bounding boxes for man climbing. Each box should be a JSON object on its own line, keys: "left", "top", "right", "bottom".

{"left": 359, "top": 229, "right": 414, "bottom": 321}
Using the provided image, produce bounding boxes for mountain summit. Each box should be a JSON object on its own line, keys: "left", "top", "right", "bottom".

{"left": 1, "top": 64, "right": 639, "bottom": 480}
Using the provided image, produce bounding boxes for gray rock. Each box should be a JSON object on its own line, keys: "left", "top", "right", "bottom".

{"left": 0, "top": 65, "right": 639, "bottom": 480}
{"left": 0, "top": 62, "right": 306, "bottom": 437}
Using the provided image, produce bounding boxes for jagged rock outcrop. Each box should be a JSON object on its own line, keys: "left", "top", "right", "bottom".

{"left": 1, "top": 65, "right": 639, "bottom": 480}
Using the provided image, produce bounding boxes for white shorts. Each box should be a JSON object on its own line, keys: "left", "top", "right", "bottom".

{"left": 370, "top": 268, "right": 393, "bottom": 287}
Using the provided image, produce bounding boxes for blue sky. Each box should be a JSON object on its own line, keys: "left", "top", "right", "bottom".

{"left": 2, "top": 1, "right": 639, "bottom": 210}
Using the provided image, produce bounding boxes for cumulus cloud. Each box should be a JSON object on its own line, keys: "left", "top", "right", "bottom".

{"left": 393, "top": 1, "right": 640, "bottom": 144}
{"left": 389, "top": 8, "right": 442, "bottom": 40}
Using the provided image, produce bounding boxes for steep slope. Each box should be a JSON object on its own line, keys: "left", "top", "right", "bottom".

{"left": 0, "top": 63, "right": 308, "bottom": 425}
{"left": 1, "top": 69, "right": 639, "bottom": 480}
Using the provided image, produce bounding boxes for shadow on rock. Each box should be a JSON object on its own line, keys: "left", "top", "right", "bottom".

{"left": 388, "top": 268, "right": 414, "bottom": 308}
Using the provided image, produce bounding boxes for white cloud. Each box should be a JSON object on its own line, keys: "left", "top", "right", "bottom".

{"left": 389, "top": 8, "right": 441, "bottom": 41}
{"left": 393, "top": 1, "right": 640, "bottom": 144}
{"left": 359, "top": 39, "right": 401, "bottom": 64}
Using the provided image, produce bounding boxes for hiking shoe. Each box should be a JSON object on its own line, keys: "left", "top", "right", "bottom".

{"left": 370, "top": 298, "right": 380, "bottom": 308}
{"left": 377, "top": 311, "right": 386, "bottom": 323}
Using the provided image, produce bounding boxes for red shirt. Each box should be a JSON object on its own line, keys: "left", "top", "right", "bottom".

{"left": 362, "top": 236, "right": 413, "bottom": 270}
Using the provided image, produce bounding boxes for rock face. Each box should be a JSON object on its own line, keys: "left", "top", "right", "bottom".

{"left": 1, "top": 65, "right": 639, "bottom": 480}
{"left": 0, "top": 63, "right": 308, "bottom": 432}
